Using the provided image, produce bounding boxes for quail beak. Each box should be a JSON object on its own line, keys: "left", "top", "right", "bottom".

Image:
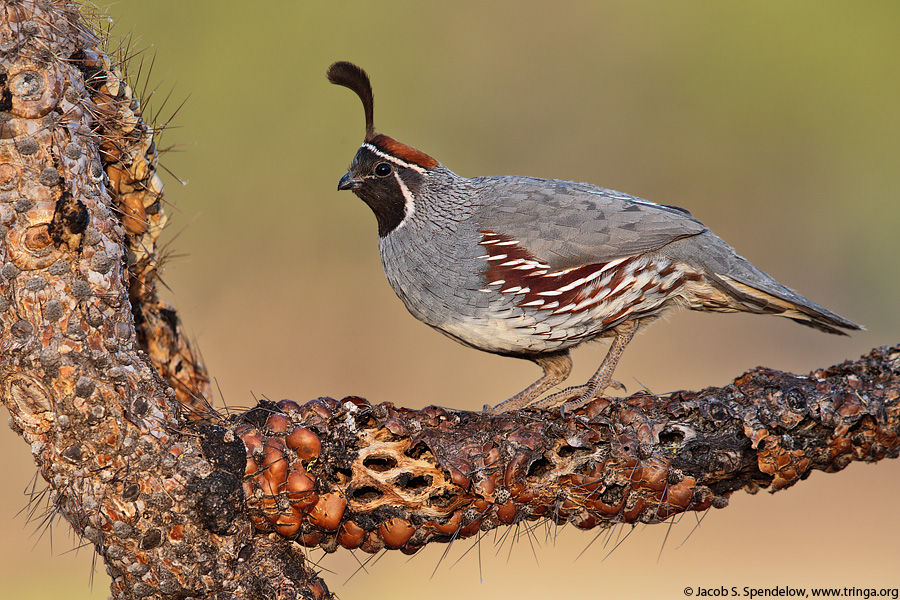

{"left": 337, "top": 172, "right": 363, "bottom": 191}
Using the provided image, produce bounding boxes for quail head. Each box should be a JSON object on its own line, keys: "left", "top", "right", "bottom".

{"left": 328, "top": 61, "right": 861, "bottom": 413}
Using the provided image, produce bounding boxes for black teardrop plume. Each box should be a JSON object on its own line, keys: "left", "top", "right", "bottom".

{"left": 327, "top": 61, "right": 375, "bottom": 141}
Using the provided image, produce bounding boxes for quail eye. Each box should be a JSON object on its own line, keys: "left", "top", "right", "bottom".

{"left": 374, "top": 163, "right": 393, "bottom": 177}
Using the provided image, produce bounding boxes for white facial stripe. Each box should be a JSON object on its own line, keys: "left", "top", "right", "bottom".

{"left": 393, "top": 171, "right": 415, "bottom": 230}
{"left": 361, "top": 143, "right": 427, "bottom": 174}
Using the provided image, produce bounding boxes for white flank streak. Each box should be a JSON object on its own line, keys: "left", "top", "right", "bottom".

{"left": 632, "top": 271, "right": 656, "bottom": 292}
{"left": 486, "top": 254, "right": 508, "bottom": 261}
{"left": 521, "top": 299, "right": 545, "bottom": 307}
{"left": 516, "top": 287, "right": 530, "bottom": 294}
{"left": 479, "top": 239, "right": 500, "bottom": 245}
{"left": 584, "top": 269, "right": 607, "bottom": 284}
{"left": 495, "top": 240, "right": 520, "bottom": 246}
{"left": 659, "top": 268, "right": 685, "bottom": 292}
{"left": 476, "top": 254, "right": 489, "bottom": 259}
{"left": 551, "top": 266, "right": 579, "bottom": 276}
{"left": 542, "top": 301, "right": 560, "bottom": 310}
{"left": 573, "top": 296, "right": 600, "bottom": 311}
{"left": 500, "top": 259, "right": 524, "bottom": 267}
{"left": 604, "top": 295, "right": 629, "bottom": 317}
{"left": 514, "top": 264, "right": 538, "bottom": 271}
{"left": 554, "top": 303, "right": 577, "bottom": 314}
{"left": 501, "top": 286, "right": 522, "bottom": 294}
{"left": 478, "top": 288, "right": 492, "bottom": 293}
{"left": 362, "top": 143, "right": 426, "bottom": 173}
{"left": 556, "top": 277, "right": 587, "bottom": 293}
{"left": 658, "top": 277, "right": 677, "bottom": 292}
{"left": 610, "top": 277, "right": 634, "bottom": 296}
{"left": 599, "top": 257, "right": 628, "bottom": 274}
{"left": 593, "top": 287, "right": 612, "bottom": 302}
{"left": 537, "top": 290, "right": 563, "bottom": 296}
{"left": 488, "top": 280, "right": 505, "bottom": 286}
{"left": 393, "top": 172, "right": 416, "bottom": 230}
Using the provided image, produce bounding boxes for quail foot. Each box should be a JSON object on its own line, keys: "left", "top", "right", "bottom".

{"left": 328, "top": 61, "right": 861, "bottom": 413}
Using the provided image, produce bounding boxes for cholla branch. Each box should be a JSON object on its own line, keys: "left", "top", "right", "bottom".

{"left": 0, "top": 2, "right": 897, "bottom": 600}
{"left": 235, "top": 345, "right": 899, "bottom": 557}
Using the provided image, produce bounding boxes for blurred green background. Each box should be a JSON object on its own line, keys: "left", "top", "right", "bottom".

{"left": 3, "top": 1, "right": 899, "bottom": 598}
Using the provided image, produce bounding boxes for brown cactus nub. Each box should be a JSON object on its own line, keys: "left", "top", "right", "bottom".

{"left": 284, "top": 470, "right": 318, "bottom": 510}
{"left": 496, "top": 501, "right": 517, "bottom": 525}
{"left": 276, "top": 399, "right": 302, "bottom": 413}
{"left": 378, "top": 517, "right": 416, "bottom": 549}
{"left": 273, "top": 507, "right": 303, "bottom": 537}
{"left": 308, "top": 493, "right": 347, "bottom": 531}
{"left": 286, "top": 426, "right": 321, "bottom": 460}
{"left": 338, "top": 521, "right": 366, "bottom": 550}
{"left": 265, "top": 413, "right": 291, "bottom": 433}
{"left": 426, "top": 511, "right": 463, "bottom": 535}
{"left": 261, "top": 438, "right": 288, "bottom": 485}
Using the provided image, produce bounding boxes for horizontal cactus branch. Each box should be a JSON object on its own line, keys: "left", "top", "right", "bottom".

{"left": 0, "top": 2, "right": 897, "bottom": 600}
{"left": 233, "top": 346, "right": 899, "bottom": 555}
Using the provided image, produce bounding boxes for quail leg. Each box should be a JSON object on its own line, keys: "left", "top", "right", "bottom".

{"left": 489, "top": 351, "right": 573, "bottom": 413}
{"left": 530, "top": 321, "right": 639, "bottom": 412}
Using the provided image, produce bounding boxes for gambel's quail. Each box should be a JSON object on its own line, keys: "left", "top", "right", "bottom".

{"left": 328, "top": 61, "right": 861, "bottom": 413}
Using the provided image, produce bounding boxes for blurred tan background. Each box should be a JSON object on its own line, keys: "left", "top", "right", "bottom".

{"left": 3, "top": 1, "right": 899, "bottom": 598}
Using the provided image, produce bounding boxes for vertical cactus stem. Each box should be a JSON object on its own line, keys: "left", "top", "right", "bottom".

{"left": 0, "top": 2, "right": 333, "bottom": 598}
{"left": 71, "top": 17, "right": 213, "bottom": 416}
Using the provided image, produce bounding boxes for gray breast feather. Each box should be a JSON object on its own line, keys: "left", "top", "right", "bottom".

{"left": 471, "top": 176, "right": 708, "bottom": 270}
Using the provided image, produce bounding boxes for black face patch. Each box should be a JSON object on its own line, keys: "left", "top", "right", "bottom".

{"left": 344, "top": 146, "right": 425, "bottom": 237}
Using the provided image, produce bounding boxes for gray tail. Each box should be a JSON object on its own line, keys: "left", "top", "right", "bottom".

{"left": 706, "top": 271, "right": 862, "bottom": 335}
{"left": 680, "top": 232, "right": 863, "bottom": 335}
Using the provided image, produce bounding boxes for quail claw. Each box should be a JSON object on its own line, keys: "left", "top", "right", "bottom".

{"left": 607, "top": 379, "right": 627, "bottom": 393}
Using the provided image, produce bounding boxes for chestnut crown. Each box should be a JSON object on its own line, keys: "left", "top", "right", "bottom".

{"left": 329, "top": 61, "right": 441, "bottom": 236}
